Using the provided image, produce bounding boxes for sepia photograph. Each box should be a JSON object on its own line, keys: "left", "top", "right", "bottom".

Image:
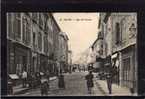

{"left": 6, "top": 12, "right": 137, "bottom": 96}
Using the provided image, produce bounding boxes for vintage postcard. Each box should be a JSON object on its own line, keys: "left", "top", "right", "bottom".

{"left": 6, "top": 12, "right": 138, "bottom": 96}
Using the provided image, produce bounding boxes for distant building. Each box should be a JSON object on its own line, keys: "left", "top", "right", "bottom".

{"left": 68, "top": 50, "right": 72, "bottom": 72}
{"left": 58, "top": 32, "right": 69, "bottom": 73}
{"left": 99, "top": 13, "right": 137, "bottom": 93}
{"left": 91, "top": 31, "right": 104, "bottom": 72}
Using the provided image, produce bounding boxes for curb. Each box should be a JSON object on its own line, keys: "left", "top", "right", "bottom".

{"left": 13, "top": 88, "right": 30, "bottom": 95}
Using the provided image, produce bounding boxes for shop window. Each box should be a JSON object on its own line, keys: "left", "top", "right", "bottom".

{"left": 122, "top": 57, "right": 131, "bottom": 87}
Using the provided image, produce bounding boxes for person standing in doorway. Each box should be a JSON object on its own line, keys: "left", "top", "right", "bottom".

{"left": 85, "top": 71, "right": 94, "bottom": 94}
{"left": 22, "top": 69, "right": 27, "bottom": 88}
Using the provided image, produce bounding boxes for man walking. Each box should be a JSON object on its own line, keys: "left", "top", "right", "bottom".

{"left": 106, "top": 63, "right": 118, "bottom": 94}
{"left": 85, "top": 71, "right": 94, "bottom": 94}
{"left": 106, "top": 71, "right": 112, "bottom": 94}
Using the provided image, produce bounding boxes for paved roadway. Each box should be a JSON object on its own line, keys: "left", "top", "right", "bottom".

{"left": 18, "top": 71, "right": 132, "bottom": 96}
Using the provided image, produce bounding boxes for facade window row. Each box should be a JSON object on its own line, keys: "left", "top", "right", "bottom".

{"left": 98, "top": 13, "right": 137, "bottom": 93}
{"left": 7, "top": 13, "right": 62, "bottom": 78}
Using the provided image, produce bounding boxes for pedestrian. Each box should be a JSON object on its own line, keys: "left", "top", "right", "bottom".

{"left": 27, "top": 72, "right": 32, "bottom": 88}
{"left": 58, "top": 72, "right": 65, "bottom": 89}
{"left": 45, "top": 70, "right": 50, "bottom": 90}
{"left": 22, "top": 69, "right": 27, "bottom": 88}
{"left": 35, "top": 72, "right": 41, "bottom": 86}
{"left": 40, "top": 80, "right": 49, "bottom": 96}
{"left": 106, "top": 71, "right": 112, "bottom": 94}
{"left": 85, "top": 71, "right": 94, "bottom": 94}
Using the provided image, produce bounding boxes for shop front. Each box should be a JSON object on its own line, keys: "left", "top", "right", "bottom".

{"left": 7, "top": 40, "right": 15, "bottom": 74}
{"left": 40, "top": 54, "right": 48, "bottom": 73}
{"left": 121, "top": 44, "right": 137, "bottom": 93}
{"left": 14, "top": 43, "right": 31, "bottom": 76}
{"left": 7, "top": 41, "right": 31, "bottom": 86}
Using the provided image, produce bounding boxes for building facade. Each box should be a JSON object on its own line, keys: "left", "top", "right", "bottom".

{"left": 99, "top": 13, "right": 137, "bottom": 93}
{"left": 68, "top": 50, "right": 72, "bottom": 72}
{"left": 58, "top": 32, "right": 69, "bottom": 73}
{"left": 91, "top": 31, "right": 104, "bottom": 72}
{"left": 7, "top": 13, "right": 61, "bottom": 81}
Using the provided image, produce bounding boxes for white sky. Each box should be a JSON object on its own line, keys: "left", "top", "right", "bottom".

{"left": 53, "top": 13, "right": 99, "bottom": 63}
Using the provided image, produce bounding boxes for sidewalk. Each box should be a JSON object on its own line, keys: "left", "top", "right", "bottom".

{"left": 93, "top": 79, "right": 137, "bottom": 96}
{"left": 13, "top": 85, "right": 29, "bottom": 95}
{"left": 12, "top": 76, "right": 57, "bottom": 95}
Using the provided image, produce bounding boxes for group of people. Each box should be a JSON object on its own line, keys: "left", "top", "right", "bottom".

{"left": 85, "top": 65, "right": 118, "bottom": 94}
{"left": 40, "top": 71, "right": 66, "bottom": 96}
{"left": 20, "top": 70, "right": 42, "bottom": 88}
{"left": 19, "top": 69, "right": 66, "bottom": 96}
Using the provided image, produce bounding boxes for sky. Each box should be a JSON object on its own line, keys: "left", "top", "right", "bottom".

{"left": 53, "top": 13, "right": 100, "bottom": 63}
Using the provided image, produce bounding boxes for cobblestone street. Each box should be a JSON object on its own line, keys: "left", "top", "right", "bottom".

{"left": 17, "top": 71, "right": 133, "bottom": 96}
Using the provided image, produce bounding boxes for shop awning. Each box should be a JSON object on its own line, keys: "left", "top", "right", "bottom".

{"left": 9, "top": 74, "right": 19, "bottom": 80}
{"left": 96, "top": 57, "right": 104, "bottom": 62}
{"left": 111, "top": 53, "right": 118, "bottom": 59}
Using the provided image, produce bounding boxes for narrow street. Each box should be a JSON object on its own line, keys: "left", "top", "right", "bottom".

{"left": 18, "top": 71, "right": 132, "bottom": 96}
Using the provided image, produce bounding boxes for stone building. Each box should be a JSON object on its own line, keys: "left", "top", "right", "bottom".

{"left": 99, "top": 12, "right": 137, "bottom": 93}
{"left": 91, "top": 31, "right": 104, "bottom": 72}
{"left": 58, "top": 32, "right": 69, "bottom": 73}
{"left": 68, "top": 50, "right": 72, "bottom": 72}
{"left": 7, "top": 13, "right": 61, "bottom": 80}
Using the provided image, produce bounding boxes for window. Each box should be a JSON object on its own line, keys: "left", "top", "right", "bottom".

{"left": 115, "top": 22, "right": 121, "bottom": 44}
{"left": 129, "top": 23, "right": 136, "bottom": 38}
{"left": 44, "top": 17, "right": 49, "bottom": 32}
{"left": 38, "top": 32, "right": 42, "bottom": 51}
{"left": 22, "top": 17, "right": 30, "bottom": 45}
{"left": 26, "top": 20, "right": 31, "bottom": 44}
{"left": 39, "top": 14, "right": 43, "bottom": 28}
{"left": 32, "top": 13, "right": 38, "bottom": 22}
{"left": 33, "top": 32, "right": 36, "bottom": 48}
{"left": 44, "top": 35, "right": 48, "bottom": 53}
{"left": 48, "top": 18, "right": 53, "bottom": 32}
{"left": 14, "top": 13, "right": 21, "bottom": 40}
{"left": 22, "top": 17, "right": 27, "bottom": 43}
{"left": 7, "top": 13, "right": 14, "bottom": 38}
